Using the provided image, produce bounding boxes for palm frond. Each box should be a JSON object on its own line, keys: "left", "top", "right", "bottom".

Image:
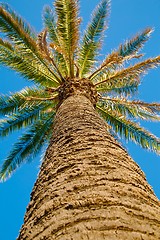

{"left": 119, "top": 28, "right": 153, "bottom": 57}
{"left": 89, "top": 53, "right": 144, "bottom": 82}
{"left": 89, "top": 28, "right": 152, "bottom": 81}
{"left": 0, "top": 39, "right": 60, "bottom": 87}
{"left": 97, "top": 104, "right": 160, "bottom": 153}
{"left": 43, "top": 6, "right": 68, "bottom": 77}
{"left": 105, "top": 84, "right": 138, "bottom": 97}
{"left": 78, "top": 0, "right": 110, "bottom": 77}
{"left": 0, "top": 3, "right": 36, "bottom": 43}
{"left": 0, "top": 4, "right": 61, "bottom": 83}
{"left": 99, "top": 98, "right": 160, "bottom": 121}
{"left": 37, "top": 28, "right": 48, "bottom": 54}
{"left": 95, "top": 56, "right": 160, "bottom": 90}
{"left": 43, "top": 6, "right": 58, "bottom": 42}
{"left": 0, "top": 86, "right": 53, "bottom": 115}
{"left": 96, "top": 73, "right": 140, "bottom": 96}
{"left": 54, "top": 0, "right": 80, "bottom": 77}
{"left": 0, "top": 104, "right": 50, "bottom": 137}
{"left": 0, "top": 113, "right": 55, "bottom": 181}
{"left": 37, "top": 28, "right": 64, "bottom": 80}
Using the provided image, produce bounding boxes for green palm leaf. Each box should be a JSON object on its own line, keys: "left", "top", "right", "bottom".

{"left": 43, "top": 6, "right": 68, "bottom": 76}
{"left": 54, "top": 0, "right": 80, "bottom": 77}
{"left": 97, "top": 73, "right": 140, "bottom": 96}
{"left": 95, "top": 56, "right": 160, "bottom": 95}
{"left": 78, "top": 0, "right": 110, "bottom": 77}
{"left": 0, "top": 5, "right": 61, "bottom": 83}
{"left": 0, "top": 86, "right": 53, "bottom": 115}
{"left": 0, "top": 4, "right": 36, "bottom": 45}
{"left": 97, "top": 104, "right": 160, "bottom": 153}
{"left": 89, "top": 28, "right": 152, "bottom": 81}
{"left": 43, "top": 6, "right": 58, "bottom": 43}
{"left": 0, "top": 113, "right": 55, "bottom": 181}
{"left": 99, "top": 98, "right": 160, "bottom": 120}
{"left": 119, "top": 28, "right": 152, "bottom": 57}
{"left": 0, "top": 39, "right": 59, "bottom": 87}
{"left": 0, "top": 104, "right": 50, "bottom": 137}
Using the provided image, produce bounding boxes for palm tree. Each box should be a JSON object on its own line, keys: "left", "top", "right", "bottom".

{"left": 0, "top": 0, "right": 160, "bottom": 238}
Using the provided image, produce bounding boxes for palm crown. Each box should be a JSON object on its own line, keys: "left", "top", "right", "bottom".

{"left": 0, "top": 0, "right": 160, "bottom": 180}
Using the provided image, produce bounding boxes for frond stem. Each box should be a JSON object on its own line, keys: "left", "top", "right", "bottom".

{"left": 23, "top": 93, "right": 58, "bottom": 101}
{"left": 89, "top": 54, "right": 143, "bottom": 80}
{"left": 100, "top": 96, "right": 160, "bottom": 108}
{"left": 49, "top": 57, "right": 65, "bottom": 82}
{"left": 94, "top": 56, "right": 160, "bottom": 86}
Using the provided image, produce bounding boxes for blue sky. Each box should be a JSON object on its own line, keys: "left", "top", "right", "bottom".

{"left": 0, "top": 0, "right": 160, "bottom": 239}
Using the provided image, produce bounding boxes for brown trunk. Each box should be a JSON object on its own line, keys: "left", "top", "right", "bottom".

{"left": 18, "top": 94, "right": 160, "bottom": 240}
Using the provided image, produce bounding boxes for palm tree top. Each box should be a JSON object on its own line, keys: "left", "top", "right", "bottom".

{"left": 0, "top": 0, "right": 160, "bottom": 180}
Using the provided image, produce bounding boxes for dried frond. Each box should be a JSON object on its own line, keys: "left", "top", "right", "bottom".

{"left": 37, "top": 29, "right": 64, "bottom": 80}
{"left": 50, "top": 43, "right": 64, "bottom": 55}
{"left": 37, "top": 29, "right": 48, "bottom": 56}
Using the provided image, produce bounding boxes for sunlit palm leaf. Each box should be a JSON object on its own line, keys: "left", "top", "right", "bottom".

{"left": 99, "top": 98, "right": 160, "bottom": 120}
{"left": 0, "top": 4, "right": 36, "bottom": 44}
{"left": 97, "top": 104, "right": 160, "bottom": 153}
{"left": 97, "top": 73, "right": 140, "bottom": 96}
{"left": 78, "top": 0, "right": 110, "bottom": 77}
{"left": 0, "top": 86, "right": 52, "bottom": 115}
{"left": 0, "top": 5, "right": 61, "bottom": 83}
{"left": 89, "top": 28, "right": 152, "bottom": 81}
{"left": 0, "top": 104, "right": 50, "bottom": 137}
{"left": 95, "top": 56, "right": 160, "bottom": 92}
{"left": 0, "top": 39, "right": 60, "bottom": 87}
{"left": 54, "top": 0, "right": 80, "bottom": 77}
{"left": 43, "top": 6, "right": 68, "bottom": 77}
{"left": 119, "top": 28, "right": 152, "bottom": 57}
{"left": 89, "top": 52, "right": 144, "bottom": 83}
{"left": 0, "top": 113, "right": 55, "bottom": 181}
{"left": 105, "top": 84, "right": 138, "bottom": 97}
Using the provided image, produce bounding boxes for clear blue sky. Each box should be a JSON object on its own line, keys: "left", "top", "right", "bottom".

{"left": 0, "top": 0, "right": 160, "bottom": 239}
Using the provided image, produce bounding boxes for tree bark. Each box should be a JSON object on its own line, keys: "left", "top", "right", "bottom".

{"left": 18, "top": 94, "right": 160, "bottom": 240}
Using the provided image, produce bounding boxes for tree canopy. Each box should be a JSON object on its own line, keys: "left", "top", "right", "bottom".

{"left": 0, "top": 0, "right": 160, "bottom": 180}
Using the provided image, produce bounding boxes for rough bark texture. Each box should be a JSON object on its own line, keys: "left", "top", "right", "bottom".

{"left": 18, "top": 95, "right": 160, "bottom": 239}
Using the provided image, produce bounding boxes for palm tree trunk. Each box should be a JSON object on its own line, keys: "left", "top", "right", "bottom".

{"left": 18, "top": 94, "right": 160, "bottom": 240}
